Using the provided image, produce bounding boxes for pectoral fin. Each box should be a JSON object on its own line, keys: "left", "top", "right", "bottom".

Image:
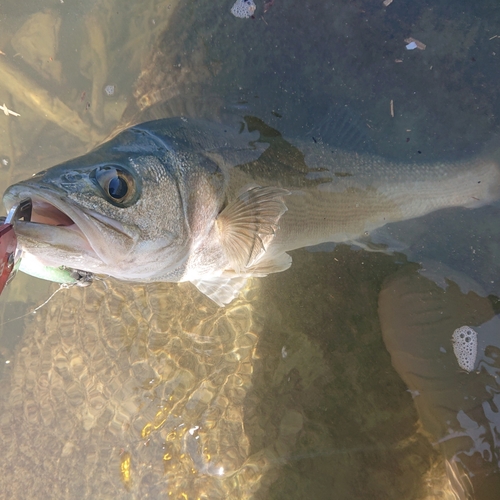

{"left": 191, "top": 276, "right": 249, "bottom": 307}
{"left": 216, "top": 186, "right": 289, "bottom": 273}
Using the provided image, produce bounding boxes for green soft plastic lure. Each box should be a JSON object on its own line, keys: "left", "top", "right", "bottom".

{"left": 19, "top": 253, "right": 93, "bottom": 286}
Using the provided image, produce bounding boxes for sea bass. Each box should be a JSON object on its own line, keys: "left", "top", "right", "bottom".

{"left": 3, "top": 116, "right": 500, "bottom": 305}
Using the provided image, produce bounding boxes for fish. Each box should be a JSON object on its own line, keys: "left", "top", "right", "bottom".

{"left": 3, "top": 115, "right": 500, "bottom": 306}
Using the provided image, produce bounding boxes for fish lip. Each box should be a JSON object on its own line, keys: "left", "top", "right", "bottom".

{"left": 3, "top": 183, "right": 133, "bottom": 263}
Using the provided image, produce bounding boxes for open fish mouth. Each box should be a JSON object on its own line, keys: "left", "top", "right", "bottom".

{"left": 16, "top": 197, "right": 94, "bottom": 253}
{"left": 28, "top": 199, "right": 75, "bottom": 227}
{"left": 2, "top": 186, "right": 132, "bottom": 269}
{"left": 4, "top": 189, "right": 86, "bottom": 236}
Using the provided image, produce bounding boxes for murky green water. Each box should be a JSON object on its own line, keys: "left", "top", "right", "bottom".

{"left": 1, "top": 0, "right": 500, "bottom": 498}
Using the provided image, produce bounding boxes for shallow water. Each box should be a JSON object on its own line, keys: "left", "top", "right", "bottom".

{"left": 1, "top": 0, "right": 500, "bottom": 498}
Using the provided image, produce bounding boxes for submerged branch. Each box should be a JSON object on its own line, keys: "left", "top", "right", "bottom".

{"left": 0, "top": 56, "right": 100, "bottom": 145}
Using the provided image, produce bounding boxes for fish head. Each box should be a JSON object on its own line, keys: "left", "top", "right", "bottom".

{"left": 3, "top": 119, "right": 229, "bottom": 281}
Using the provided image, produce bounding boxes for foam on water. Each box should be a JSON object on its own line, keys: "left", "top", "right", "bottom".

{"left": 230, "top": 0, "right": 256, "bottom": 18}
{"left": 452, "top": 326, "right": 478, "bottom": 372}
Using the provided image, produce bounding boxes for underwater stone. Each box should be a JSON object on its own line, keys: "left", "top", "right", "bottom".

{"left": 452, "top": 325, "right": 478, "bottom": 372}
{"left": 231, "top": 0, "right": 256, "bottom": 18}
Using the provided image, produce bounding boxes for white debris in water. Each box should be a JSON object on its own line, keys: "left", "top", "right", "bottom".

{"left": 452, "top": 326, "right": 478, "bottom": 372}
{"left": 188, "top": 425, "right": 199, "bottom": 436}
{"left": 104, "top": 84, "right": 115, "bottom": 96}
{"left": 405, "top": 37, "right": 426, "bottom": 50}
{"left": 231, "top": 0, "right": 256, "bottom": 18}
{"left": 406, "top": 389, "right": 420, "bottom": 398}
{"left": 0, "top": 103, "right": 20, "bottom": 117}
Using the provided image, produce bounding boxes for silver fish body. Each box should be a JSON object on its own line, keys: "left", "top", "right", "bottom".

{"left": 3, "top": 117, "right": 500, "bottom": 305}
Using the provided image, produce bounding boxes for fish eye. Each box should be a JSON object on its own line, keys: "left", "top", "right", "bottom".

{"left": 91, "top": 165, "right": 136, "bottom": 205}
{"left": 108, "top": 175, "right": 128, "bottom": 199}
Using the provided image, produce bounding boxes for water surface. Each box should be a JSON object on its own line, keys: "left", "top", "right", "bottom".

{"left": 1, "top": 0, "right": 500, "bottom": 498}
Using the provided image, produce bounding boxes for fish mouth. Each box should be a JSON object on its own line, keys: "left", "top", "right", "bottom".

{"left": 3, "top": 185, "right": 135, "bottom": 269}
{"left": 29, "top": 199, "right": 76, "bottom": 227}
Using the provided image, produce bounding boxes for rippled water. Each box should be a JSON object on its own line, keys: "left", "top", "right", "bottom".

{"left": 1, "top": 0, "right": 500, "bottom": 498}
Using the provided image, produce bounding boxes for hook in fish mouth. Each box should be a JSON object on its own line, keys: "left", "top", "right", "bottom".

{"left": 5, "top": 189, "right": 131, "bottom": 235}
{"left": 2, "top": 185, "right": 137, "bottom": 274}
{"left": 0, "top": 195, "right": 96, "bottom": 287}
